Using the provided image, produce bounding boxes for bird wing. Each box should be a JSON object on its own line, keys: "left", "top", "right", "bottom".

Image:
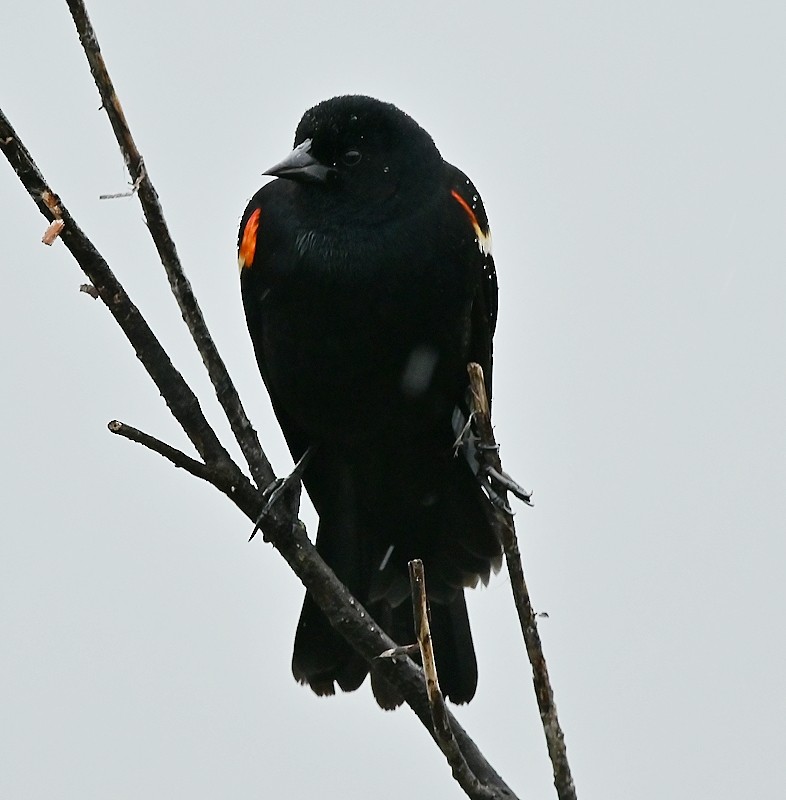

{"left": 444, "top": 163, "right": 498, "bottom": 404}
{"left": 238, "top": 186, "right": 314, "bottom": 464}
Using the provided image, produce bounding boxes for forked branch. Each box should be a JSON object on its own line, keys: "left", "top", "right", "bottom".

{"left": 0, "top": 104, "right": 516, "bottom": 800}
{"left": 1, "top": 4, "right": 577, "bottom": 795}
{"left": 65, "top": 0, "right": 273, "bottom": 491}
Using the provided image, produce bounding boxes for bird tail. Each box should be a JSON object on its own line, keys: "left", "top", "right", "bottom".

{"left": 369, "top": 590, "right": 478, "bottom": 707}
{"left": 292, "top": 559, "right": 479, "bottom": 708}
{"left": 291, "top": 443, "right": 499, "bottom": 707}
{"left": 291, "top": 511, "right": 369, "bottom": 697}
{"left": 291, "top": 590, "right": 368, "bottom": 695}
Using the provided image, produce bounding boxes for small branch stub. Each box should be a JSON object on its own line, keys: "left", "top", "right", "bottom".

{"left": 40, "top": 189, "right": 65, "bottom": 244}
{"left": 99, "top": 160, "right": 146, "bottom": 199}
{"left": 41, "top": 218, "right": 65, "bottom": 245}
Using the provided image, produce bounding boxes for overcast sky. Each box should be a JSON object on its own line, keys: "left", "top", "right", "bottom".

{"left": 2, "top": 2, "right": 785, "bottom": 799}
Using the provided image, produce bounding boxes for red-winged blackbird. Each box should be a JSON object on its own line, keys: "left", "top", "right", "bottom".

{"left": 239, "top": 95, "right": 501, "bottom": 707}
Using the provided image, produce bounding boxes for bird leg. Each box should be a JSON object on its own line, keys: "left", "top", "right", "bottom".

{"left": 453, "top": 408, "right": 532, "bottom": 513}
{"left": 452, "top": 410, "right": 475, "bottom": 453}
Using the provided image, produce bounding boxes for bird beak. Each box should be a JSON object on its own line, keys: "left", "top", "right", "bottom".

{"left": 263, "top": 138, "right": 336, "bottom": 184}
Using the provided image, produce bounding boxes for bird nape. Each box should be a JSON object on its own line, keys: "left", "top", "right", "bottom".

{"left": 238, "top": 95, "right": 501, "bottom": 708}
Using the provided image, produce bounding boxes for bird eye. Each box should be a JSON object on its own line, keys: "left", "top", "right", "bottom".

{"left": 341, "top": 148, "right": 362, "bottom": 166}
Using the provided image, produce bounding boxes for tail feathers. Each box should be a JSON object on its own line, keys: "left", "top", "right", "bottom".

{"left": 369, "top": 600, "right": 412, "bottom": 710}
{"left": 292, "top": 589, "right": 478, "bottom": 707}
{"left": 292, "top": 592, "right": 367, "bottom": 695}
{"left": 429, "top": 593, "right": 478, "bottom": 704}
{"left": 371, "top": 592, "right": 478, "bottom": 708}
{"left": 366, "top": 453, "right": 502, "bottom": 606}
{"left": 291, "top": 506, "right": 369, "bottom": 695}
{"left": 290, "top": 447, "right": 489, "bottom": 706}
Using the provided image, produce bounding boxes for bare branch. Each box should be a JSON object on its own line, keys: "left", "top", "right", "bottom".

{"left": 0, "top": 110, "right": 240, "bottom": 477}
{"left": 409, "top": 560, "right": 497, "bottom": 800}
{"left": 468, "top": 363, "right": 577, "bottom": 800}
{"left": 1, "top": 106, "right": 519, "bottom": 800}
{"left": 64, "top": 0, "right": 274, "bottom": 490}
{"left": 228, "top": 484, "right": 519, "bottom": 800}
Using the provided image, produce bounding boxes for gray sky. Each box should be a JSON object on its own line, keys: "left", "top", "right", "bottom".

{"left": 2, "top": 2, "right": 785, "bottom": 798}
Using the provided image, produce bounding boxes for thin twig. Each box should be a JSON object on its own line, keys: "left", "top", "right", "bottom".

{"left": 65, "top": 0, "right": 274, "bottom": 491}
{"left": 98, "top": 162, "right": 145, "bottom": 199}
{"left": 468, "top": 363, "right": 577, "bottom": 800}
{"left": 409, "top": 560, "right": 497, "bottom": 800}
{"left": 108, "top": 420, "right": 225, "bottom": 485}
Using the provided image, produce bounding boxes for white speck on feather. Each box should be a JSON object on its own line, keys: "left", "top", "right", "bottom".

{"left": 401, "top": 345, "right": 438, "bottom": 396}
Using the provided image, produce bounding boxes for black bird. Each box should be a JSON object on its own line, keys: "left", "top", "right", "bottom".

{"left": 239, "top": 95, "right": 501, "bottom": 707}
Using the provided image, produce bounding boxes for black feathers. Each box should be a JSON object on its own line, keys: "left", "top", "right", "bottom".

{"left": 239, "top": 95, "right": 500, "bottom": 706}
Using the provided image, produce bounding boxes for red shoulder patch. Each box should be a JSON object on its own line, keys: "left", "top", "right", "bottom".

{"left": 450, "top": 189, "right": 492, "bottom": 255}
{"left": 238, "top": 208, "right": 261, "bottom": 270}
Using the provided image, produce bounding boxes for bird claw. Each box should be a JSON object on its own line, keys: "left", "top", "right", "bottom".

{"left": 376, "top": 643, "right": 420, "bottom": 660}
{"left": 452, "top": 411, "right": 475, "bottom": 453}
{"left": 476, "top": 460, "right": 532, "bottom": 515}
{"left": 260, "top": 476, "right": 286, "bottom": 504}
{"left": 484, "top": 465, "right": 533, "bottom": 505}
{"left": 453, "top": 408, "right": 532, "bottom": 509}
{"left": 480, "top": 479, "right": 514, "bottom": 515}
{"left": 250, "top": 446, "right": 314, "bottom": 541}
{"left": 476, "top": 442, "right": 500, "bottom": 453}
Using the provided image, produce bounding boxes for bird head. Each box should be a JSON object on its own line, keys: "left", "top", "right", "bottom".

{"left": 264, "top": 95, "right": 443, "bottom": 217}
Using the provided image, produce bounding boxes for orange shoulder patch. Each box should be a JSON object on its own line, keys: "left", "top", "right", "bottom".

{"left": 238, "top": 208, "right": 261, "bottom": 270}
{"left": 450, "top": 189, "right": 492, "bottom": 256}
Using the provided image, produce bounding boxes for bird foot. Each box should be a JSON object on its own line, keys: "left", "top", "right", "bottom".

{"left": 478, "top": 478, "right": 514, "bottom": 514}
{"left": 249, "top": 447, "right": 314, "bottom": 541}
{"left": 477, "top": 462, "right": 533, "bottom": 515}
